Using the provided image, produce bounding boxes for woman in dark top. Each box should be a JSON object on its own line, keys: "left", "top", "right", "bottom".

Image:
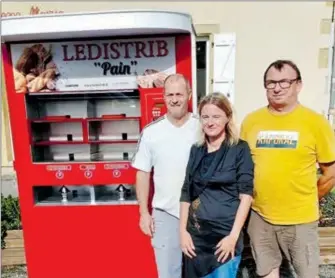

{"left": 179, "top": 93, "right": 254, "bottom": 278}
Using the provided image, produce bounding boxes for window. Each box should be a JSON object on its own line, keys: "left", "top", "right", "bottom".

{"left": 196, "top": 37, "right": 210, "bottom": 103}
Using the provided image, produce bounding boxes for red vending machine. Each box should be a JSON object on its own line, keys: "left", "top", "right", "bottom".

{"left": 2, "top": 10, "right": 197, "bottom": 278}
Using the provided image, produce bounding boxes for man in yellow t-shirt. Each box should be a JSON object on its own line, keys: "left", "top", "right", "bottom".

{"left": 240, "top": 60, "right": 335, "bottom": 278}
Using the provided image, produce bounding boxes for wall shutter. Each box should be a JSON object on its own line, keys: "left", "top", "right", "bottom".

{"left": 212, "top": 33, "right": 236, "bottom": 103}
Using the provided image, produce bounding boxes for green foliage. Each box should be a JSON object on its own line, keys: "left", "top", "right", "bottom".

{"left": 1, "top": 194, "right": 22, "bottom": 230}
{"left": 1, "top": 194, "right": 22, "bottom": 249}
{"left": 319, "top": 191, "right": 335, "bottom": 227}
{"left": 1, "top": 221, "right": 8, "bottom": 249}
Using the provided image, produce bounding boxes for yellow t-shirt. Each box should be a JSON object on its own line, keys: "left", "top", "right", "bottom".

{"left": 240, "top": 104, "right": 335, "bottom": 225}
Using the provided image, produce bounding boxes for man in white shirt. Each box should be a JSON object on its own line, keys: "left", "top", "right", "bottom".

{"left": 131, "top": 73, "right": 198, "bottom": 278}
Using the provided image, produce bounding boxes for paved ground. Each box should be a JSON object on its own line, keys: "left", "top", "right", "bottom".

{"left": 2, "top": 264, "right": 335, "bottom": 278}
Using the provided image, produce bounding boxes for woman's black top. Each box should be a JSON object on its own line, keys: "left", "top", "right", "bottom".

{"left": 180, "top": 139, "right": 254, "bottom": 278}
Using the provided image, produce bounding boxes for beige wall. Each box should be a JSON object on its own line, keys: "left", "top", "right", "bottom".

{"left": 1, "top": 2, "right": 334, "bottom": 170}
{"left": 1, "top": 66, "right": 12, "bottom": 169}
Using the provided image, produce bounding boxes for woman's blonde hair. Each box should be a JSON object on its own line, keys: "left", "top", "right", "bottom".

{"left": 197, "top": 92, "right": 239, "bottom": 146}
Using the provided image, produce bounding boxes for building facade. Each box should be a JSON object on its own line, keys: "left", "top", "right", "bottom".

{"left": 1, "top": 1, "right": 335, "bottom": 194}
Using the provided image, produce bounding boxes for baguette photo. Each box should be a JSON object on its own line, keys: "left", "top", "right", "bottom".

{"left": 13, "top": 44, "right": 60, "bottom": 93}
{"left": 136, "top": 69, "right": 168, "bottom": 89}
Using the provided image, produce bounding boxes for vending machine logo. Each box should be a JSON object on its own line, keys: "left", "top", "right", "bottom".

{"left": 10, "top": 37, "right": 176, "bottom": 93}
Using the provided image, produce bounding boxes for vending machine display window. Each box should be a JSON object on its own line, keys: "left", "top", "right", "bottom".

{"left": 26, "top": 92, "right": 141, "bottom": 162}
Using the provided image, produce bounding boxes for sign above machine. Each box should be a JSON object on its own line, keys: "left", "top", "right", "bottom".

{"left": 10, "top": 37, "right": 176, "bottom": 93}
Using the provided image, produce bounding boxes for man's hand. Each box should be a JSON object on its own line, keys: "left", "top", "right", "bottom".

{"left": 139, "top": 212, "right": 154, "bottom": 237}
{"left": 318, "top": 162, "right": 335, "bottom": 199}
{"left": 318, "top": 174, "right": 335, "bottom": 200}
{"left": 135, "top": 170, "right": 153, "bottom": 236}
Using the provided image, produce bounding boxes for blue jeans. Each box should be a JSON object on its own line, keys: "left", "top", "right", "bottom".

{"left": 202, "top": 255, "right": 242, "bottom": 278}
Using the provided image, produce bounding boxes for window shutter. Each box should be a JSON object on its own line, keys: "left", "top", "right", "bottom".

{"left": 212, "top": 33, "right": 236, "bottom": 103}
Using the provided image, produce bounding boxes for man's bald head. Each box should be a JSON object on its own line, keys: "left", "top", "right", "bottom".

{"left": 164, "top": 73, "right": 191, "bottom": 94}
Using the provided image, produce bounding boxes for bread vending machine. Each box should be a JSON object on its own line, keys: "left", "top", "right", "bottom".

{"left": 1, "top": 10, "right": 197, "bottom": 278}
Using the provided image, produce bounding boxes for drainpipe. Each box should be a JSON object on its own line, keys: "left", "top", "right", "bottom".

{"left": 327, "top": 1, "right": 335, "bottom": 123}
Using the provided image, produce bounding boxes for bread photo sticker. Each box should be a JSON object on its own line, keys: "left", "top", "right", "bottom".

{"left": 136, "top": 69, "right": 168, "bottom": 89}
{"left": 13, "top": 44, "right": 59, "bottom": 93}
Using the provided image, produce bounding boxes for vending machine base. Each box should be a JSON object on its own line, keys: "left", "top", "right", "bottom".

{"left": 28, "top": 203, "right": 156, "bottom": 278}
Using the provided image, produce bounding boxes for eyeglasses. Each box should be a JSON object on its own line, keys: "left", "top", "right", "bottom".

{"left": 264, "top": 78, "right": 299, "bottom": 89}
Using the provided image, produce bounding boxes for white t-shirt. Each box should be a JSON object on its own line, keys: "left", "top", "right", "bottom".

{"left": 131, "top": 113, "right": 199, "bottom": 218}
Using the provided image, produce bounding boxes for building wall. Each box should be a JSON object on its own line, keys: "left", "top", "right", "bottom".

{"left": 1, "top": 2, "right": 334, "bottom": 185}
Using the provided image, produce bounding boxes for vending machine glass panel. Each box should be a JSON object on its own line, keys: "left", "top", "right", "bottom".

{"left": 26, "top": 92, "right": 141, "bottom": 163}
